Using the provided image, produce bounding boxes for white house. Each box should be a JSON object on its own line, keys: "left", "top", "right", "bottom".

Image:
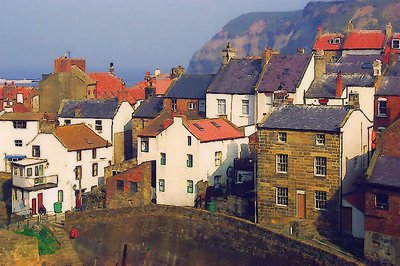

{"left": 0, "top": 112, "right": 55, "bottom": 172}
{"left": 137, "top": 114, "right": 249, "bottom": 206}
{"left": 57, "top": 98, "right": 134, "bottom": 163}
{"left": 12, "top": 123, "right": 112, "bottom": 215}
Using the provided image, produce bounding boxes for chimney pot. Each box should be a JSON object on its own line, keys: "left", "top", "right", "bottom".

{"left": 335, "top": 71, "right": 343, "bottom": 98}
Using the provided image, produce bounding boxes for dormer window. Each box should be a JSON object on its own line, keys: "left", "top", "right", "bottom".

{"left": 392, "top": 39, "right": 400, "bottom": 49}
{"left": 328, "top": 38, "right": 341, "bottom": 44}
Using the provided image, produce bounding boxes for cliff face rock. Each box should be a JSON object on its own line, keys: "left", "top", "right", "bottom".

{"left": 188, "top": 0, "right": 400, "bottom": 74}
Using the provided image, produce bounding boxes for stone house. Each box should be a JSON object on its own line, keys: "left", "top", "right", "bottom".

{"left": 57, "top": 98, "right": 134, "bottom": 163}
{"left": 257, "top": 106, "right": 371, "bottom": 237}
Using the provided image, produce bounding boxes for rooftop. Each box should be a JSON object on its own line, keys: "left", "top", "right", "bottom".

{"left": 132, "top": 96, "right": 164, "bottom": 119}
{"left": 313, "top": 33, "right": 344, "bottom": 51}
{"left": 343, "top": 30, "right": 386, "bottom": 50}
{"left": 0, "top": 112, "right": 56, "bottom": 121}
{"left": 367, "top": 155, "right": 400, "bottom": 188}
{"left": 58, "top": 98, "right": 120, "bottom": 119}
{"left": 376, "top": 76, "right": 400, "bottom": 96}
{"left": 164, "top": 74, "right": 215, "bottom": 99}
{"left": 13, "top": 158, "right": 47, "bottom": 167}
{"left": 186, "top": 118, "right": 244, "bottom": 143}
{"left": 88, "top": 72, "right": 124, "bottom": 99}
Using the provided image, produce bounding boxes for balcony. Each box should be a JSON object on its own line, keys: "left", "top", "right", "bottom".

{"left": 13, "top": 175, "right": 58, "bottom": 191}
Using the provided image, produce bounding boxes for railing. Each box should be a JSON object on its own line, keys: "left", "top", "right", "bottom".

{"left": 13, "top": 175, "right": 58, "bottom": 188}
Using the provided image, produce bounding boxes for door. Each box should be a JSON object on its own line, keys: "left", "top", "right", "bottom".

{"left": 31, "top": 198, "right": 37, "bottom": 215}
{"left": 297, "top": 191, "right": 306, "bottom": 219}
{"left": 75, "top": 191, "right": 81, "bottom": 209}
{"left": 342, "top": 207, "right": 352, "bottom": 234}
{"left": 37, "top": 193, "right": 43, "bottom": 208}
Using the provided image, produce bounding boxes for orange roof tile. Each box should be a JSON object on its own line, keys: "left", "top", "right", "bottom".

{"left": 313, "top": 33, "right": 344, "bottom": 51}
{"left": 137, "top": 111, "right": 172, "bottom": 137}
{"left": 186, "top": 118, "right": 244, "bottom": 143}
{"left": 126, "top": 77, "right": 174, "bottom": 103}
{"left": 343, "top": 30, "right": 385, "bottom": 50}
{"left": 88, "top": 72, "right": 124, "bottom": 99}
{"left": 13, "top": 103, "right": 30, "bottom": 113}
{"left": 54, "top": 123, "right": 111, "bottom": 151}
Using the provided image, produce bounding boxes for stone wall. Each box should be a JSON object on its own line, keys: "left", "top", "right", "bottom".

{"left": 113, "top": 131, "right": 125, "bottom": 163}
{"left": 64, "top": 205, "right": 361, "bottom": 265}
{"left": 257, "top": 129, "right": 341, "bottom": 237}
{"left": 364, "top": 230, "right": 400, "bottom": 265}
{"left": 131, "top": 118, "right": 152, "bottom": 158}
{"left": 0, "top": 229, "right": 40, "bottom": 265}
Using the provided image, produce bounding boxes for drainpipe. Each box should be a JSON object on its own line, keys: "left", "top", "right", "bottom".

{"left": 339, "top": 131, "right": 343, "bottom": 234}
{"left": 254, "top": 158, "right": 257, "bottom": 223}
{"left": 367, "top": 125, "right": 373, "bottom": 166}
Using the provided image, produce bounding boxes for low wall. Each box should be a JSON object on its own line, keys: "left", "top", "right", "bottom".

{"left": 65, "top": 205, "right": 362, "bottom": 265}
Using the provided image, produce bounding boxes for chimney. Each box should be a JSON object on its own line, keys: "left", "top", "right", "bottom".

{"left": 297, "top": 48, "right": 305, "bottom": 54}
{"left": 145, "top": 87, "right": 156, "bottom": 99}
{"left": 154, "top": 68, "right": 161, "bottom": 76}
{"left": 222, "top": 42, "right": 237, "bottom": 65}
{"left": 314, "top": 50, "right": 326, "bottom": 79}
{"left": 317, "top": 26, "right": 323, "bottom": 37}
{"left": 372, "top": 60, "right": 382, "bottom": 76}
{"left": 74, "top": 105, "right": 81, "bottom": 117}
{"left": 261, "top": 47, "right": 275, "bottom": 66}
{"left": 109, "top": 62, "right": 115, "bottom": 76}
{"left": 54, "top": 56, "right": 86, "bottom": 73}
{"left": 386, "top": 22, "right": 393, "bottom": 39}
{"left": 347, "top": 20, "right": 353, "bottom": 33}
{"left": 335, "top": 71, "right": 343, "bottom": 98}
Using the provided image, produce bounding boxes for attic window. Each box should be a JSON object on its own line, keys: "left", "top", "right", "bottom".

{"left": 392, "top": 39, "right": 400, "bottom": 49}
{"left": 361, "top": 63, "right": 373, "bottom": 69}
{"left": 193, "top": 123, "right": 204, "bottom": 131}
{"left": 211, "top": 121, "right": 221, "bottom": 128}
{"left": 328, "top": 38, "right": 341, "bottom": 44}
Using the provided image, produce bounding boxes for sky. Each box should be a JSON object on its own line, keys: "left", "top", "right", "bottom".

{"left": 0, "top": 0, "right": 314, "bottom": 85}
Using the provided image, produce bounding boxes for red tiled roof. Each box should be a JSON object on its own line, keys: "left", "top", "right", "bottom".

{"left": 88, "top": 72, "right": 124, "bottom": 99}
{"left": 186, "top": 118, "right": 244, "bottom": 142}
{"left": 54, "top": 123, "right": 111, "bottom": 151}
{"left": 0, "top": 86, "right": 34, "bottom": 100}
{"left": 343, "top": 30, "right": 385, "bottom": 50}
{"left": 126, "top": 77, "right": 174, "bottom": 103}
{"left": 313, "top": 33, "right": 344, "bottom": 51}
{"left": 13, "top": 103, "right": 30, "bottom": 113}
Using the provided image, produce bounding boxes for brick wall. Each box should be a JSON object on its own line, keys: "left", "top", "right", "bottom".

{"left": 54, "top": 58, "right": 86, "bottom": 73}
{"left": 163, "top": 98, "right": 203, "bottom": 117}
{"left": 257, "top": 129, "right": 341, "bottom": 236}
{"left": 374, "top": 95, "right": 400, "bottom": 130}
{"left": 131, "top": 118, "right": 152, "bottom": 158}
{"left": 377, "top": 119, "right": 400, "bottom": 157}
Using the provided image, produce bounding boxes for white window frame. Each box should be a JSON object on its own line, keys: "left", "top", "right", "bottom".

{"left": 217, "top": 99, "right": 226, "bottom": 115}
{"left": 95, "top": 120, "right": 102, "bottom": 131}
{"left": 377, "top": 98, "right": 387, "bottom": 117}
{"left": 276, "top": 187, "right": 288, "bottom": 206}
{"left": 159, "top": 179, "right": 165, "bottom": 192}
{"left": 171, "top": 99, "right": 177, "bottom": 111}
{"left": 187, "top": 154, "right": 193, "bottom": 168}
{"left": 316, "top": 134, "right": 325, "bottom": 145}
{"left": 15, "top": 140, "right": 23, "bottom": 147}
{"left": 241, "top": 100, "right": 249, "bottom": 115}
{"left": 392, "top": 39, "right": 400, "bottom": 49}
{"left": 215, "top": 151, "right": 222, "bottom": 166}
{"left": 276, "top": 154, "right": 288, "bottom": 173}
{"left": 188, "top": 102, "right": 197, "bottom": 110}
{"left": 277, "top": 132, "right": 287, "bottom": 143}
{"left": 314, "top": 157, "right": 327, "bottom": 176}
{"left": 315, "top": 191, "right": 327, "bottom": 210}
{"left": 374, "top": 193, "right": 388, "bottom": 210}
{"left": 187, "top": 180, "right": 194, "bottom": 193}
{"left": 160, "top": 153, "right": 166, "bottom": 165}
{"left": 141, "top": 138, "right": 149, "bottom": 152}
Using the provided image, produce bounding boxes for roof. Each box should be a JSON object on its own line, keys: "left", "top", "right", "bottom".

{"left": 164, "top": 74, "right": 214, "bottom": 99}
{"left": 0, "top": 112, "right": 54, "bottom": 121}
{"left": 313, "top": 33, "right": 344, "bottom": 51}
{"left": 257, "top": 54, "right": 311, "bottom": 93}
{"left": 137, "top": 111, "right": 172, "bottom": 137}
{"left": 326, "top": 55, "right": 383, "bottom": 74}
{"left": 88, "top": 72, "right": 124, "bottom": 99}
{"left": 207, "top": 59, "right": 262, "bottom": 94}
{"left": 259, "top": 105, "right": 350, "bottom": 132}
{"left": 367, "top": 155, "right": 400, "bottom": 188}
{"left": 126, "top": 76, "right": 174, "bottom": 102}
{"left": 132, "top": 96, "right": 164, "bottom": 119}
{"left": 13, "top": 103, "right": 30, "bottom": 113}
{"left": 343, "top": 30, "right": 385, "bottom": 50}
{"left": 376, "top": 76, "right": 400, "bottom": 96}
{"left": 0, "top": 86, "right": 34, "bottom": 100}
{"left": 53, "top": 124, "right": 110, "bottom": 151}
{"left": 13, "top": 158, "right": 47, "bottom": 167}
{"left": 305, "top": 73, "right": 375, "bottom": 99}
{"left": 58, "top": 98, "right": 120, "bottom": 119}
{"left": 186, "top": 118, "right": 244, "bottom": 142}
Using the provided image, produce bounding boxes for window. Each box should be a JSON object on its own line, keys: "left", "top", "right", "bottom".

{"left": 277, "top": 132, "right": 287, "bottom": 143}
{"left": 116, "top": 180, "right": 124, "bottom": 191}
{"left": 377, "top": 99, "right": 387, "bottom": 116}
{"left": 15, "top": 140, "right": 22, "bottom": 147}
{"left": 315, "top": 191, "right": 327, "bottom": 210}
{"left": 130, "top": 182, "right": 138, "bottom": 193}
{"left": 392, "top": 39, "right": 400, "bottom": 49}
{"left": 58, "top": 190, "right": 63, "bottom": 202}
{"left": 77, "top": 151, "right": 82, "bottom": 161}
{"left": 141, "top": 138, "right": 149, "bottom": 152}
{"left": 159, "top": 179, "right": 165, "bottom": 192}
{"left": 215, "top": 151, "right": 222, "bottom": 166}
{"left": 27, "top": 168, "right": 32, "bottom": 177}
{"left": 187, "top": 136, "right": 192, "bottom": 146}
{"left": 217, "top": 99, "right": 226, "bottom": 115}
{"left": 112, "top": 170, "right": 120, "bottom": 176}
{"left": 92, "top": 163, "right": 98, "bottom": 177}
{"left": 276, "top": 154, "right": 288, "bottom": 173}
{"left": 34, "top": 165, "right": 43, "bottom": 176}
{"left": 65, "top": 119, "right": 71, "bottom": 125}
{"left": 75, "top": 166, "right": 82, "bottom": 180}
{"left": 188, "top": 102, "right": 197, "bottom": 110}
{"left": 13, "top": 121, "right": 27, "bottom": 129}
{"left": 187, "top": 180, "right": 194, "bottom": 193}
{"left": 95, "top": 120, "right": 102, "bottom": 131}
{"left": 328, "top": 38, "right": 341, "bottom": 44}
{"left": 276, "top": 188, "right": 288, "bottom": 206}
{"left": 92, "top": 149, "right": 97, "bottom": 159}
{"left": 375, "top": 193, "right": 388, "bottom": 210}
{"left": 242, "top": 100, "right": 249, "bottom": 115}
{"left": 214, "top": 175, "right": 221, "bottom": 188}
{"left": 171, "top": 99, "right": 177, "bottom": 111}
{"left": 314, "top": 157, "right": 327, "bottom": 176}
{"left": 160, "top": 153, "right": 166, "bottom": 165}
{"left": 32, "top": 145, "right": 40, "bottom": 157}
{"left": 187, "top": 154, "right": 193, "bottom": 167}
{"left": 316, "top": 134, "right": 325, "bottom": 145}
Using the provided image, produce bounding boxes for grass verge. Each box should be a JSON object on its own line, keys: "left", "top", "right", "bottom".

{"left": 15, "top": 226, "right": 60, "bottom": 255}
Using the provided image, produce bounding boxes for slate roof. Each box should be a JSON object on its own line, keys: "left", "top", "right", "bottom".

{"left": 164, "top": 74, "right": 215, "bottom": 99}
{"left": 367, "top": 155, "right": 400, "bottom": 188}
{"left": 54, "top": 123, "right": 111, "bottom": 151}
{"left": 132, "top": 96, "right": 163, "bottom": 119}
{"left": 305, "top": 73, "right": 375, "bottom": 99}
{"left": 313, "top": 33, "right": 344, "bottom": 51}
{"left": 376, "top": 76, "right": 400, "bottom": 96}
{"left": 58, "top": 98, "right": 120, "bottom": 119}
{"left": 326, "top": 55, "right": 383, "bottom": 74}
{"left": 207, "top": 59, "right": 262, "bottom": 94}
{"left": 137, "top": 111, "right": 172, "bottom": 137}
{"left": 343, "top": 30, "right": 385, "bottom": 50}
{"left": 259, "top": 105, "right": 350, "bottom": 132}
{"left": 186, "top": 118, "right": 244, "bottom": 143}
{"left": 257, "top": 54, "right": 311, "bottom": 93}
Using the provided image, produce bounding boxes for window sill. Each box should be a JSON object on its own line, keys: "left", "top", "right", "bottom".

{"left": 276, "top": 204, "right": 288, "bottom": 208}
{"left": 315, "top": 208, "right": 327, "bottom": 211}
{"left": 240, "top": 115, "right": 250, "bottom": 117}
{"left": 376, "top": 114, "right": 387, "bottom": 118}
{"left": 314, "top": 175, "right": 326, "bottom": 178}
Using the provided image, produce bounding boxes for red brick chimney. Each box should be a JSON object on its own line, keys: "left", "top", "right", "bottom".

{"left": 54, "top": 56, "right": 86, "bottom": 73}
{"left": 336, "top": 71, "right": 343, "bottom": 98}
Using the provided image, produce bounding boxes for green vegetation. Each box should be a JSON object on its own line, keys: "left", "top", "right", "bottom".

{"left": 15, "top": 226, "right": 60, "bottom": 255}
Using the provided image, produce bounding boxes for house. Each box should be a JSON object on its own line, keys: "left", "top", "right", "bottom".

{"left": 257, "top": 106, "right": 371, "bottom": 237}
{"left": 0, "top": 112, "right": 56, "bottom": 172}
{"left": 364, "top": 119, "right": 400, "bottom": 265}
{"left": 256, "top": 53, "right": 314, "bottom": 122}
{"left": 163, "top": 73, "right": 215, "bottom": 118}
{"left": 312, "top": 26, "right": 344, "bottom": 62}
{"left": 0, "top": 83, "right": 36, "bottom": 112}
{"left": 57, "top": 98, "right": 134, "bottom": 163}
{"left": 206, "top": 44, "right": 262, "bottom": 127}
{"left": 88, "top": 63, "right": 125, "bottom": 100}
{"left": 137, "top": 115, "right": 249, "bottom": 206}
{"left": 13, "top": 123, "right": 112, "bottom": 214}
